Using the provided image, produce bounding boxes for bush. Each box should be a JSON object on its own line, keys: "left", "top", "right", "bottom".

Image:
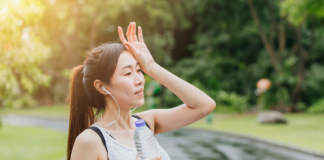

{"left": 260, "top": 86, "right": 291, "bottom": 111}
{"left": 216, "top": 91, "right": 249, "bottom": 113}
{"left": 308, "top": 98, "right": 324, "bottom": 113}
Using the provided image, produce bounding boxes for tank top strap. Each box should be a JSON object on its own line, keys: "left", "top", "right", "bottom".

{"left": 89, "top": 123, "right": 111, "bottom": 157}
{"left": 131, "top": 114, "right": 151, "bottom": 129}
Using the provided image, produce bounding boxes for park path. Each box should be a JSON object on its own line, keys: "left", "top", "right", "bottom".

{"left": 2, "top": 114, "right": 324, "bottom": 160}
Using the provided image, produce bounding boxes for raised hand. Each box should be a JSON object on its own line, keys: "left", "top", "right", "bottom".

{"left": 118, "top": 22, "right": 155, "bottom": 73}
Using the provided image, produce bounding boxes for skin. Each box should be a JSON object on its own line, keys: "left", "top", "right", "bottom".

{"left": 70, "top": 22, "right": 216, "bottom": 160}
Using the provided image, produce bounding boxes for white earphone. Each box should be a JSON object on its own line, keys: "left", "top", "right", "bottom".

{"left": 99, "top": 86, "right": 137, "bottom": 127}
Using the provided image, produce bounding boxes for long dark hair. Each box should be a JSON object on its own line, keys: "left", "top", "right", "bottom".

{"left": 67, "top": 43, "right": 125, "bottom": 160}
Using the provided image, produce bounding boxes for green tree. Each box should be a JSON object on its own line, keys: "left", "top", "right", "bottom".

{"left": 38, "top": 0, "right": 194, "bottom": 105}
{"left": 281, "top": 0, "right": 324, "bottom": 25}
{"left": 0, "top": 0, "right": 51, "bottom": 108}
{"left": 166, "top": 0, "right": 324, "bottom": 112}
{"left": 248, "top": 0, "right": 324, "bottom": 111}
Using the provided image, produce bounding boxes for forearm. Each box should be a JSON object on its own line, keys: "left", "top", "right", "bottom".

{"left": 147, "top": 62, "right": 216, "bottom": 111}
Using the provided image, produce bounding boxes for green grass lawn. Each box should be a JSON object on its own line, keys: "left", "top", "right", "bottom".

{"left": 0, "top": 125, "right": 67, "bottom": 160}
{"left": 2, "top": 104, "right": 70, "bottom": 119}
{"left": 188, "top": 113, "right": 324, "bottom": 153}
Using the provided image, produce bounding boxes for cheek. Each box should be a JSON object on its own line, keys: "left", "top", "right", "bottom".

{"left": 114, "top": 77, "right": 133, "bottom": 95}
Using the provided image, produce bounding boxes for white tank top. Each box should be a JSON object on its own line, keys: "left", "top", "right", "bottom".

{"left": 90, "top": 116, "right": 171, "bottom": 160}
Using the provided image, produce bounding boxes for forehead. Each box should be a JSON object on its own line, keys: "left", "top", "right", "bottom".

{"left": 116, "top": 51, "right": 138, "bottom": 70}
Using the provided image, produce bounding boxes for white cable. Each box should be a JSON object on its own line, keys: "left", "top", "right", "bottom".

{"left": 100, "top": 86, "right": 138, "bottom": 127}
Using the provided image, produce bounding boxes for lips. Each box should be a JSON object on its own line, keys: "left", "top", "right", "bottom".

{"left": 135, "top": 88, "right": 144, "bottom": 94}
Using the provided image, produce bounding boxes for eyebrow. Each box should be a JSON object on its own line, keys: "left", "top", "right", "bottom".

{"left": 122, "top": 62, "right": 139, "bottom": 70}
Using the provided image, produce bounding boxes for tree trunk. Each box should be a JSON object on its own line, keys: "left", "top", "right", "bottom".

{"left": 248, "top": 0, "right": 282, "bottom": 73}
{"left": 290, "top": 27, "right": 307, "bottom": 112}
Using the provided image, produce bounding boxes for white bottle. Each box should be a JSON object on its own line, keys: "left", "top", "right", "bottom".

{"left": 133, "top": 119, "right": 159, "bottom": 160}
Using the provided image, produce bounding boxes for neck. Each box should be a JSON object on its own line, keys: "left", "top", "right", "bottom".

{"left": 97, "top": 96, "right": 136, "bottom": 130}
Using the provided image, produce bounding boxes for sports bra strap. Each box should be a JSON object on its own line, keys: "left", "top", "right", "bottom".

{"left": 87, "top": 126, "right": 108, "bottom": 155}
{"left": 86, "top": 114, "right": 151, "bottom": 160}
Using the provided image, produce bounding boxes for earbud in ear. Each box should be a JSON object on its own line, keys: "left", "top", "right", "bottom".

{"left": 102, "top": 86, "right": 111, "bottom": 95}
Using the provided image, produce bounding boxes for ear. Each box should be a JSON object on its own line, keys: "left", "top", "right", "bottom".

{"left": 93, "top": 79, "right": 109, "bottom": 95}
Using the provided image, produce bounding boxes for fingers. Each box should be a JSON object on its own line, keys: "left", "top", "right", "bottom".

{"left": 132, "top": 22, "right": 139, "bottom": 42}
{"left": 118, "top": 26, "right": 130, "bottom": 51}
{"left": 125, "top": 21, "right": 141, "bottom": 43}
{"left": 126, "top": 22, "right": 134, "bottom": 42}
{"left": 124, "top": 42, "right": 138, "bottom": 55}
{"left": 130, "top": 22, "right": 134, "bottom": 42}
{"left": 141, "top": 154, "right": 161, "bottom": 160}
{"left": 118, "top": 26, "right": 128, "bottom": 44}
{"left": 138, "top": 26, "right": 144, "bottom": 43}
{"left": 124, "top": 45, "right": 131, "bottom": 52}
{"left": 152, "top": 154, "right": 162, "bottom": 160}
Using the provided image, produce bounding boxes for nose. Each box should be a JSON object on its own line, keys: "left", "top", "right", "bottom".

{"left": 135, "top": 71, "right": 144, "bottom": 86}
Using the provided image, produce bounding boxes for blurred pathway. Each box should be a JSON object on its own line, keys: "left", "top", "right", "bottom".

{"left": 2, "top": 114, "right": 68, "bottom": 132}
{"left": 2, "top": 114, "right": 324, "bottom": 160}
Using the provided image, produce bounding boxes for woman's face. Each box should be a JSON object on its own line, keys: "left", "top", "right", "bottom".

{"left": 106, "top": 51, "right": 145, "bottom": 109}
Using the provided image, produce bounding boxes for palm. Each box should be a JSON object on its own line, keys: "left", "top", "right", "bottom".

{"left": 118, "top": 22, "right": 155, "bottom": 72}
{"left": 131, "top": 42, "right": 154, "bottom": 65}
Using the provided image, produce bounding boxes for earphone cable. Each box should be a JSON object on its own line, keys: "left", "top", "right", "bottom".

{"left": 100, "top": 87, "right": 138, "bottom": 127}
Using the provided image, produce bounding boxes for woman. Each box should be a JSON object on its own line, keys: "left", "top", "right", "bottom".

{"left": 67, "top": 22, "right": 216, "bottom": 160}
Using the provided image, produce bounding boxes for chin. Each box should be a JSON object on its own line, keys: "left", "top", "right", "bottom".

{"left": 137, "top": 99, "right": 145, "bottom": 107}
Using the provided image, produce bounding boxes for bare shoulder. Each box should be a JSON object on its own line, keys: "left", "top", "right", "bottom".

{"left": 134, "top": 109, "right": 162, "bottom": 135}
{"left": 70, "top": 128, "right": 107, "bottom": 160}
{"left": 76, "top": 129, "right": 102, "bottom": 147}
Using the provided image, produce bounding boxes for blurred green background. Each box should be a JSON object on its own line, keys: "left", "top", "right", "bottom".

{"left": 1, "top": 0, "right": 324, "bottom": 159}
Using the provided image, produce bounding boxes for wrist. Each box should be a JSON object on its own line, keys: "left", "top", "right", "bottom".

{"left": 145, "top": 62, "right": 158, "bottom": 76}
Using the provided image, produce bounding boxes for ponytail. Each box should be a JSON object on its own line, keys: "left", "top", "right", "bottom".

{"left": 66, "top": 65, "right": 95, "bottom": 160}
{"left": 66, "top": 43, "right": 125, "bottom": 160}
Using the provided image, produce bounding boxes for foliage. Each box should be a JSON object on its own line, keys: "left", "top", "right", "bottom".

{"left": 281, "top": 0, "right": 324, "bottom": 25}
{"left": 176, "top": 0, "right": 324, "bottom": 112}
{"left": 217, "top": 91, "right": 249, "bottom": 113}
{"left": 157, "top": 0, "right": 324, "bottom": 112}
{"left": 303, "top": 64, "right": 324, "bottom": 105}
{"left": 308, "top": 98, "right": 324, "bottom": 113}
{"left": 37, "top": 0, "right": 195, "bottom": 103}
{"left": 166, "top": 56, "right": 249, "bottom": 112}
{"left": 1, "top": 0, "right": 324, "bottom": 113}
{"left": 0, "top": 0, "right": 51, "bottom": 108}
{"left": 259, "top": 85, "right": 292, "bottom": 111}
